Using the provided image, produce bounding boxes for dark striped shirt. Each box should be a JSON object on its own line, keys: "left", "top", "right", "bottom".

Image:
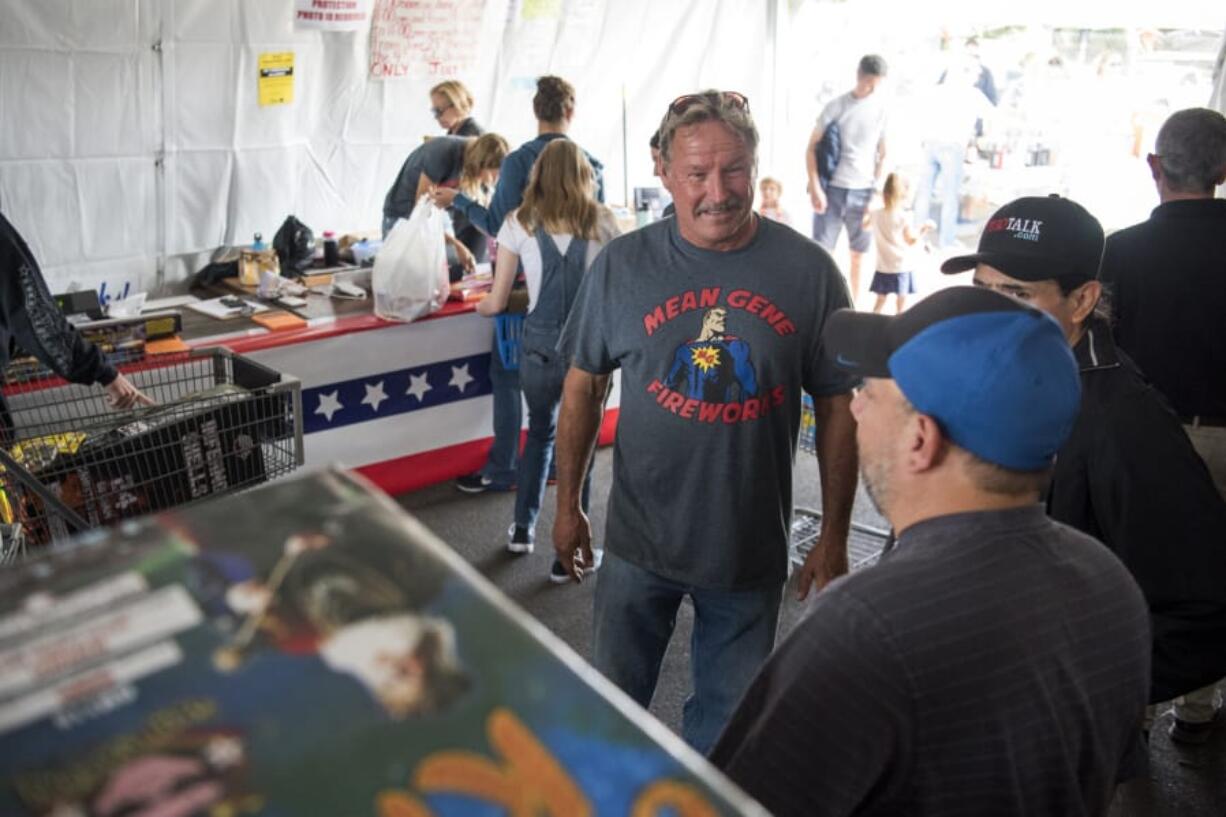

{"left": 711, "top": 505, "right": 1151, "bottom": 817}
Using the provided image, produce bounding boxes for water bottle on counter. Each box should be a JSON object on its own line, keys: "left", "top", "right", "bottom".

{"left": 240, "top": 232, "right": 279, "bottom": 286}
{"left": 322, "top": 231, "right": 339, "bottom": 267}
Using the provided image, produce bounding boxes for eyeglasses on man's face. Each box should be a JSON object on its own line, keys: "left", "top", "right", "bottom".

{"left": 431, "top": 103, "right": 454, "bottom": 118}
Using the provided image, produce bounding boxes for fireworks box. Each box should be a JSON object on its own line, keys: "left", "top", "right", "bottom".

{"left": 0, "top": 468, "right": 765, "bottom": 816}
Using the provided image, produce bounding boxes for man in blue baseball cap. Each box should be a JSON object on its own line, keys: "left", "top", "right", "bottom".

{"left": 711, "top": 285, "right": 1151, "bottom": 817}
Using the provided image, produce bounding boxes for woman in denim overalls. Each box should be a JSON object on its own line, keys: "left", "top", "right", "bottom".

{"left": 476, "top": 140, "right": 619, "bottom": 582}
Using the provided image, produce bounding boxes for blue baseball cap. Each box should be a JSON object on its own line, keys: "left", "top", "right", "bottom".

{"left": 823, "top": 286, "right": 1081, "bottom": 471}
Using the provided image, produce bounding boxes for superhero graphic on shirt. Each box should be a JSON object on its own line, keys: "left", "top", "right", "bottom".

{"left": 664, "top": 307, "right": 758, "bottom": 402}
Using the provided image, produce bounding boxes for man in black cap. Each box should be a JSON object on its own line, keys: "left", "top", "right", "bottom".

{"left": 942, "top": 194, "right": 1226, "bottom": 745}
{"left": 711, "top": 285, "right": 1150, "bottom": 817}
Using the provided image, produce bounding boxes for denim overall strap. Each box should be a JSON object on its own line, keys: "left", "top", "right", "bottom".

{"left": 529, "top": 227, "right": 588, "bottom": 329}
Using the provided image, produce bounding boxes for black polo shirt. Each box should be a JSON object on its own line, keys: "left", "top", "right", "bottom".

{"left": 1048, "top": 319, "right": 1226, "bottom": 702}
{"left": 710, "top": 506, "right": 1150, "bottom": 817}
{"left": 1100, "top": 198, "right": 1226, "bottom": 419}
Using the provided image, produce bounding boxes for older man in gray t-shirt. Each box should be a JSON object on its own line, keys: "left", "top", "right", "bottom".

{"left": 554, "top": 91, "right": 859, "bottom": 753}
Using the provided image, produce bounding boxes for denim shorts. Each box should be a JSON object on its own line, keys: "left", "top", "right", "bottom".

{"left": 812, "top": 186, "right": 874, "bottom": 253}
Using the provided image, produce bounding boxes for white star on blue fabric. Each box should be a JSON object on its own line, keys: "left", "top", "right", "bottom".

{"left": 315, "top": 390, "right": 343, "bottom": 422}
{"left": 406, "top": 372, "right": 432, "bottom": 402}
{"left": 448, "top": 363, "right": 474, "bottom": 393}
{"left": 361, "top": 381, "right": 388, "bottom": 412}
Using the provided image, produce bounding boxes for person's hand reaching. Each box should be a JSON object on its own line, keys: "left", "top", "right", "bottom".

{"left": 104, "top": 374, "right": 154, "bottom": 410}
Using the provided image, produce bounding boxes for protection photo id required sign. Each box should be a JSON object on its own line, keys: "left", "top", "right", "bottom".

{"left": 258, "top": 52, "right": 295, "bottom": 106}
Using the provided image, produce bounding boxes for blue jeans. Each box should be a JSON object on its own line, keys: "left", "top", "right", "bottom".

{"left": 514, "top": 349, "right": 591, "bottom": 531}
{"left": 481, "top": 332, "right": 521, "bottom": 488}
{"left": 592, "top": 551, "right": 783, "bottom": 753}
{"left": 914, "top": 141, "right": 964, "bottom": 248}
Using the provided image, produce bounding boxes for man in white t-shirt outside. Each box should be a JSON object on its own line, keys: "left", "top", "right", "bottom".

{"left": 806, "top": 54, "right": 891, "bottom": 299}
{"left": 912, "top": 58, "right": 996, "bottom": 249}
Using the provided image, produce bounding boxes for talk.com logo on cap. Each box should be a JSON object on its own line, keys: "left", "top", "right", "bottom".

{"left": 985, "top": 216, "right": 1043, "bottom": 243}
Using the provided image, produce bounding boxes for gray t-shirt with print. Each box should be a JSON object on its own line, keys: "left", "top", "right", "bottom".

{"left": 818, "top": 91, "right": 889, "bottom": 190}
{"left": 560, "top": 217, "right": 855, "bottom": 590}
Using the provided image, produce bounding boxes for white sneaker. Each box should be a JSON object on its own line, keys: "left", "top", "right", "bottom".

{"left": 507, "top": 524, "right": 534, "bottom": 554}
{"left": 549, "top": 548, "right": 604, "bottom": 584}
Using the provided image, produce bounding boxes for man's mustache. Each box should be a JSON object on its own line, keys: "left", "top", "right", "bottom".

{"left": 695, "top": 198, "right": 745, "bottom": 215}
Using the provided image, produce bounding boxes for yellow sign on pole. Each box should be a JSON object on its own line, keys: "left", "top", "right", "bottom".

{"left": 258, "top": 52, "right": 294, "bottom": 107}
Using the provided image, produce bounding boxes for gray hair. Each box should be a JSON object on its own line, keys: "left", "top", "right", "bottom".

{"left": 1154, "top": 108, "right": 1226, "bottom": 194}
{"left": 657, "top": 91, "right": 759, "bottom": 170}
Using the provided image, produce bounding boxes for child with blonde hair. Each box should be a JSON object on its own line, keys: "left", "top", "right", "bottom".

{"left": 868, "top": 172, "right": 932, "bottom": 313}
{"left": 758, "top": 177, "right": 791, "bottom": 226}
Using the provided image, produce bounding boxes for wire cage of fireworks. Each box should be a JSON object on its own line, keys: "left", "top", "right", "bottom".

{"left": 793, "top": 395, "right": 892, "bottom": 572}
{"left": 789, "top": 508, "right": 891, "bottom": 574}
{"left": 0, "top": 347, "right": 303, "bottom": 564}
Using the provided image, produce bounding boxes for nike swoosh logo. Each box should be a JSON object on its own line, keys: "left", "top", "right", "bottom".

{"left": 836, "top": 354, "right": 859, "bottom": 367}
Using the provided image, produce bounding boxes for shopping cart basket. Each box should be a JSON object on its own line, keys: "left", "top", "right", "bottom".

{"left": 0, "top": 347, "right": 303, "bottom": 562}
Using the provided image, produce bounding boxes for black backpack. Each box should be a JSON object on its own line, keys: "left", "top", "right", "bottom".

{"left": 192, "top": 245, "right": 242, "bottom": 287}
{"left": 273, "top": 215, "right": 315, "bottom": 275}
{"left": 815, "top": 120, "right": 842, "bottom": 192}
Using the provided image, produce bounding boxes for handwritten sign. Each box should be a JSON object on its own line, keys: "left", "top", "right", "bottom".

{"left": 295, "top": 0, "right": 372, "bottom": 31}
{"left": 369, "top": 0, "right": 485, "bottom": 80}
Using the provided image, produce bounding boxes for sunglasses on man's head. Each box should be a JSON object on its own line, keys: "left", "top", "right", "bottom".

{"left": 668, "top": 91, "right": 750, "bottom": 116}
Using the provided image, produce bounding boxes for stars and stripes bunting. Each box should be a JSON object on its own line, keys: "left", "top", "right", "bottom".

{"left": 302, "top": 352, "right": 492, "bottom": 434}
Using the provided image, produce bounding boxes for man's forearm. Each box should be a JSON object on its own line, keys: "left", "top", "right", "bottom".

{"left": 453, "top": 194, "right": 495, "bottom": 237}
{"left": 556, "top": 368, "right": 609, "bottom": 511}
{"left": 813, "top": 392, "right": 858, "bottom": 541}
{"left": 873, "top": 142, "right": 888, "bottom": 186}
{"left": 805, "top": 133, "right": 820, "bottom": 183}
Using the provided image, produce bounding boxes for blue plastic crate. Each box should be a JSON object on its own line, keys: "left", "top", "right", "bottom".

{"left": 494, "top": 314, "right": 525, "bottom": 371}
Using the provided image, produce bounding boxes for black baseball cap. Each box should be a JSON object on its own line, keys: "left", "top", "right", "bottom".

{"left": 941, "top": 195, "right": 1104, "bottom": 283}
{"left": 823, "top": 286, "right": 1080, "bottom": 471}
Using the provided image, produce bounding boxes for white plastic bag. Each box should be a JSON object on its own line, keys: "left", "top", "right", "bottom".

{"left": 373, "top": 196, "right": 450, "bottom": 323}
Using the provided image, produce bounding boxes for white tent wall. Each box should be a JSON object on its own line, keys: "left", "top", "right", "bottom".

{"left": 0, "top": 0, "right": 778, "bottom": 299}
{"left": 0, "top": 0, "right": 160, "bottom": 301}
{"left": 1214, "top": 33, "right": 1225, "bottom": 113}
